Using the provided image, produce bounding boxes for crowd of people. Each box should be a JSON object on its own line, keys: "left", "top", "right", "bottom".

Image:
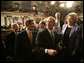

{"left": 1, "top": 12, "right": 83, "bottom": 62}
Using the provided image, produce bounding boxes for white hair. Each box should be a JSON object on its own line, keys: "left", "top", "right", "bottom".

{"left": 47, "top": 16, "right": 55, "bottom": 22}
{"left": 55, "top": 12, "right": 61, "bottom": 16}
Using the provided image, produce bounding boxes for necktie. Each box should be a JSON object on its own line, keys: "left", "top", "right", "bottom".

{"left": 51, "top": 31, "right": 55, "bottom": 45}
{"left": 51, "top": 31, "right": 53, "bottom": 39}
{"left": 29, "top": 31, "right": 32, "bottom": 44}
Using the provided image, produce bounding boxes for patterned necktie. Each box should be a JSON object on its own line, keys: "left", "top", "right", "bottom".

{"left": 51, "top": 31, "right": 55, "bottom": 45}
{"left": 51, "top": 31, "right": 53, "bottom": 39}
{"left": 29, "top": 31, "right": 32, "bottom": 44}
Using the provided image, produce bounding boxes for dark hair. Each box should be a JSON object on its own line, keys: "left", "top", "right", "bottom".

{"left": 39, "top": 21, "right": 46, "bottom": 26}
{"left": 25, "top": 19, "right": 33, "bottom": 27}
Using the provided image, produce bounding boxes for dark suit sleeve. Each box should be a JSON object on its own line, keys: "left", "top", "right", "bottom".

{"left": 36, "top": 32, "right": 45, "bottom": 55}
{"left": 14, "top": 32, "right": 26, "bottom": 57}
{"left": 14, "top": 33, "right": 26, "bottom": 61}
{"left": 60, "top": 20, "right": 64, "bottom": 29}
{"left": 14, "top": 34, "right": 24, "bottom": 57}
{"left": 14, "top": 34, "right": 20, "bottom": 57}
{"left": 5, "top": 32, "right": 15, "bottom": 56}
{"left": 59, "top": 25, "right": 65, "bottom": 46}
{"left": 74, "top": 26, "right": 81, "bottom": 52}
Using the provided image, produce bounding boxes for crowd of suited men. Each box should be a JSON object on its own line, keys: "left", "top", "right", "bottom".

{"left": 1, "top": 12, "right": 83, "bottom": 62}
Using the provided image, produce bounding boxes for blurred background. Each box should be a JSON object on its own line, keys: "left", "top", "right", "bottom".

{"left": 1, "top": 1, "right": 83, "bottom": 26}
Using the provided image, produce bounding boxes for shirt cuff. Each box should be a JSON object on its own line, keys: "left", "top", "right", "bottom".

{"left": 45, "top": 49, "right": 48, "bottom": 54}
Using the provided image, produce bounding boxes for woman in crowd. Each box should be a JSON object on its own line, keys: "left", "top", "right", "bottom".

{"left": 60, "top": 12, "right": 81, "bottom": 62}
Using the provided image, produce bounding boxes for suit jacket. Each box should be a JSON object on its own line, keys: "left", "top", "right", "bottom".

{"left": 5, "top": 30, "right": 16, "bottom": 57}
{"left": 36, "top": 28, "right": 59, "bottom": 55}
{"left": 36, "top": 28, "right": 61, "bottom": 62}
{"left": 61, "top": 24, "right": 80, "bottom": 52}
{"left": 60, "top": 20, "right": 64, "bottom": 29}
{"left": 14, "top": 30, "right": 37, "bottom": 62}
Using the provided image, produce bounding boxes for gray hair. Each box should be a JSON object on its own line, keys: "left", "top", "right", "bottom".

{"left": 47, "top": 16, "right": 55, "bottom": 22}
{"left": 55, "top": 12, "right": 61, "bottom": 17}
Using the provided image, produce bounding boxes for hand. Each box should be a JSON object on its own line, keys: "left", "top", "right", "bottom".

{"left": 32, "top": 49, "right": 35, "bottom": 53}
{"left": 72, "top": 51, "right": 75, "bottom": 55}
{"left": 47, "top": 49, "right": 57, "bottom": 56}
{"left": 58, "top": 45, "right": 62, "bottom": 51}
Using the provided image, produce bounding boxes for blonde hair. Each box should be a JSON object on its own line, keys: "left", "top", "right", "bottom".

{"left": 65, "top": 12, "right": 78, "bottom": 23}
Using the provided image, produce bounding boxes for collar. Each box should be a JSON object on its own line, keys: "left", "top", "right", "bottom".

{"left": 26, "top": 28, "right": 32, "bottom": 36}
{"left": 47, "top": 28, "right": 53, "bottom": 34}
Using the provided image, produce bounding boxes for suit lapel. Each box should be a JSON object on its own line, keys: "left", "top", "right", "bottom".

{"left": 25, "top": 31, "right": 30, "bottom": 40}
{"left": 25, "top": 31, "right": 31, "bottom": 46}
{"left": 62, "top": 24, "right": 68, "bottom": 35}
{"left": 69, "top": 25, "right": 75, "bottom": 38}
{"left": 31, "top": 31, "right": 35, "bottom": 45}
{"left": 62, "top": 24, "right": 75, "bottom": 38}
{"left": 45, "top": 29, "right": 54, "bottom": 45}
{"left": 46, "top": 29, "right": 52, "bottom": 40}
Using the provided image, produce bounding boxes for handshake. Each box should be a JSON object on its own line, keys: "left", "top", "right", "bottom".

{"left": 45, "top": 49, "right": 57, "bottom": 56}
{"left": 45, "top": 45, "right": 62, "bottom": 56}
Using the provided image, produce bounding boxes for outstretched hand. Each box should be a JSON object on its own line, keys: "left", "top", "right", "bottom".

{"left": 47, "top": 49, "right": 57, "bottom": 56}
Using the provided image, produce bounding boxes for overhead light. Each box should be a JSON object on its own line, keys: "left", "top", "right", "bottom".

{"left": 59, "top": 1, "right": 67, "bottom": 3}
{"left": 12, "top": 16, "right": 14, "bottom": 17}
{"left": 66, "top": 1, "right": 73, "bottom": 8}
{"left": 51, "top": 1, "right": 55, "bottom": 5}
{"left": 59, "top": 3, "right": 65, "bottom": 7}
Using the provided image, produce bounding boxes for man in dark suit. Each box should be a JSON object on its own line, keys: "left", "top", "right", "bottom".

{"left": 36, "top": 16, "right": 60, "bottom": 62}
{"left": 39, "top": 21, "right": 46, "bottom": 32}
{"left": 5, "top": 23, "right": 18, "bottom": 62}
{"left": 14, "top": 19, "right": 37, "bottom": 62}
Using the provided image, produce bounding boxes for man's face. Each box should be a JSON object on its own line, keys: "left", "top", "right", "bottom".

{"left": 27, "top": 21, "right": 34, "bottom": 30}
{"left": 39, "top": 23, "right": 45, "bottom": 29}
{"left": 55, "top": 14, "right": 60, "bottom": 19}
{"left": 14, "top": 24, "right": 18, "bottom": 32}
{"left": 46, "top": 18, "right": 55, "bottom": 30}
